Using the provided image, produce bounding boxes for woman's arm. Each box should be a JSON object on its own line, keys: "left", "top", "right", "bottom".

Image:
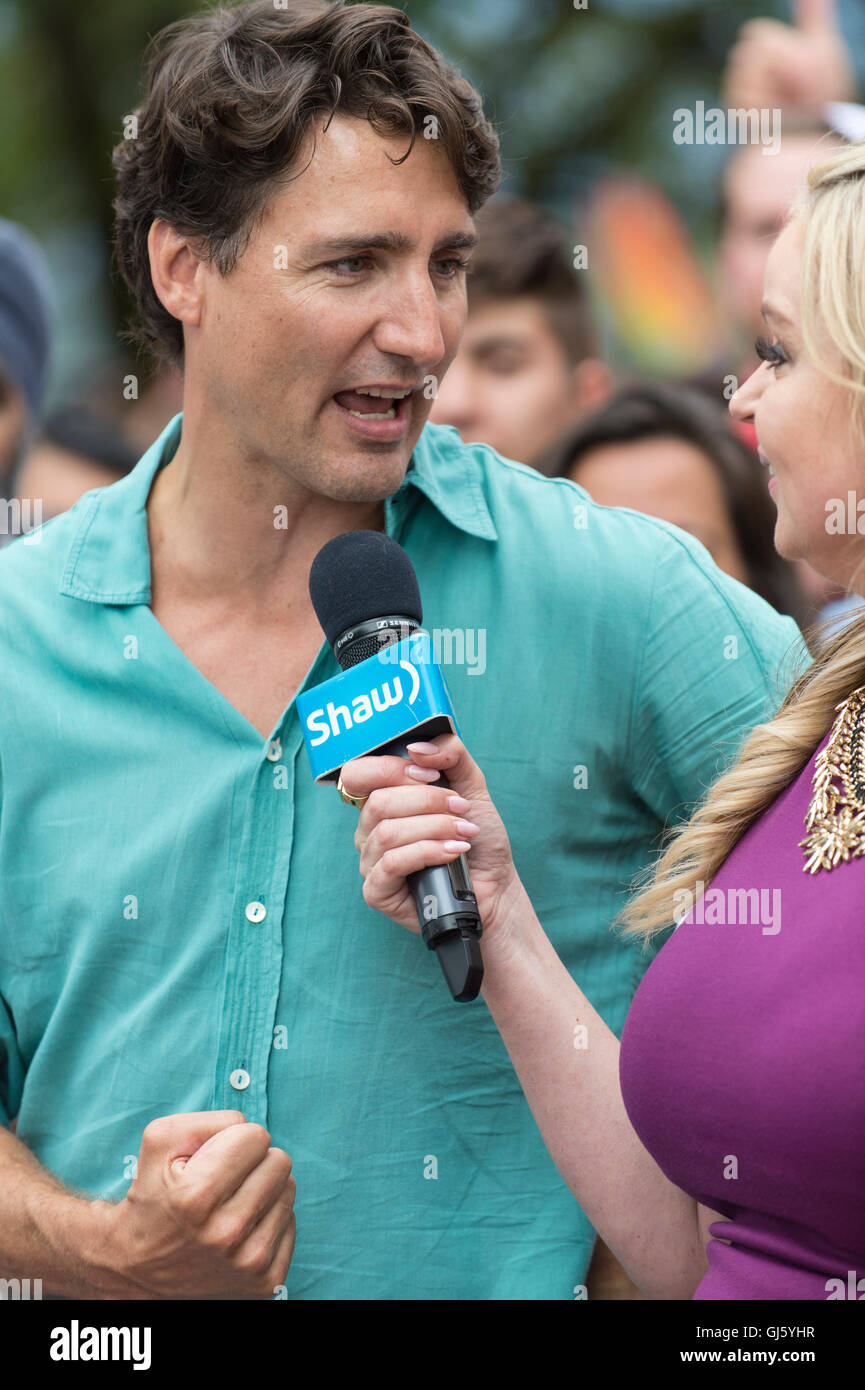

{"left": 481, "top": 877, "right": 713, "bottom": 1300}
{"left": 341, "top": 734, "right": 721, "bottom": 1301}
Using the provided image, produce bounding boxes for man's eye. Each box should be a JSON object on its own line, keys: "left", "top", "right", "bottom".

{"left": 754, "top": 335, "right": 788, "bottom": 370}
{"left": 329, "top": 257, "right": 371, "bottom": 275}
{"left": 326, "top": 256, "right": 471, "bottom": 278}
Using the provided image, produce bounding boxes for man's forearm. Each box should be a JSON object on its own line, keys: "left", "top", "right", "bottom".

{"left": 0, "top": 1123, "right": 122, "bottom": 1298}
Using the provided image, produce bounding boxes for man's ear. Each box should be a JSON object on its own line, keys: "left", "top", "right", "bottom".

{"left": 570, "top": 358, "right": 613, "bottom": 417}
{"left": 147, "top": 219, "right": 203, "bottom": 333}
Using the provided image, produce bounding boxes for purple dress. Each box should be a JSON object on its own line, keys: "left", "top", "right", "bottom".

{"left": 619, "top": 730, "right": 865, "bottom": 1299}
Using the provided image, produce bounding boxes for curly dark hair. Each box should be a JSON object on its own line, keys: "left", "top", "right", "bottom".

{"left": 112, "top": 0, "right": 502, "bottom": 366}
{"left": 467, "top": 197, "right": 597, "bottom": 365}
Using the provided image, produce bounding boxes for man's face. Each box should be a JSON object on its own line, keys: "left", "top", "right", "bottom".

{"left": 719, "top": 137, "right": 826, "bottom": 347}
{"left": 428, "top": 296, "right": 582, "bottom": 466}
{"left": 186, "top": 115, "right": 476, "bottom": 503}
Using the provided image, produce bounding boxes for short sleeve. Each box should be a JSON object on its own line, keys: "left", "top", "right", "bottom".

{"left": 628, "top": 525, "right": 810, "bottom": 831}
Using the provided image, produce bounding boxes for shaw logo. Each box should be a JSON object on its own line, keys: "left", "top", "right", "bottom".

{"left": 306, "top": 660, "right": 420, "bottom": 747}
{"left": 298, "top": 634, "right": 459, "bottom": 782}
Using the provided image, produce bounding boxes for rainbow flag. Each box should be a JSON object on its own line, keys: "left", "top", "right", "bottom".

{"left": 585, "top": 177, "right": 723, "bottom": 376}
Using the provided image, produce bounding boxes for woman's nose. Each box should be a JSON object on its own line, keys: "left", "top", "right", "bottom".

{"left": 728, "top": 363, "right": 766, "bottom": 422}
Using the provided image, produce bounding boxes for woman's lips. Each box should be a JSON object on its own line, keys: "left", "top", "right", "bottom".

{"left": 757, "top": 447, "right": 776, "bottom": 479}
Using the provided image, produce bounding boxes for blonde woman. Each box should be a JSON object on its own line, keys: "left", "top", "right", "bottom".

{"left": 339, "top": 142, "right": 865, "bottom": 1300}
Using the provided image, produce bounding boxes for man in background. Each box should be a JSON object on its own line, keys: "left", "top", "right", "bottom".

{"left": 0, "top": 218, "right": 53, "bottom": 506}
{"left": 718, "top": 115, "right": 841, "bottom": 380}
{"left": 429, "top": 197, "right": 610, "bottom": 470}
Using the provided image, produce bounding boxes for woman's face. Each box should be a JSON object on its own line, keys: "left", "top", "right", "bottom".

{"left": 729, "top": 218, "right": 865, "bottom": 591}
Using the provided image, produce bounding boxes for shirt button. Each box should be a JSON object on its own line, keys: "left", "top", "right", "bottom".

{"left": 266, "top": 738, "right": 282, "bottom": 761}
{"left": 230, "top": 1069, "right": 250, "bottom": 1091}
{"left": 245, "top": 901, "right": 266, "bottom": 923}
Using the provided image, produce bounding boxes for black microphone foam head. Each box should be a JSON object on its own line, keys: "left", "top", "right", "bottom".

{"left": 308, "top": 530, "right": 423, "bottom": 650}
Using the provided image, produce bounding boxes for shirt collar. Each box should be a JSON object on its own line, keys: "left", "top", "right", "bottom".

{"left": 403, "top": 421, "right": 498, "bottom": 543}
{"left": 59, "top": 413, "right": 497, "bottom": 606}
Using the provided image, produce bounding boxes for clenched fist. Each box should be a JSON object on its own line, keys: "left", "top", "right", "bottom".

{"left": 95, "top": 1110, "right": 296, "bottom": 1299}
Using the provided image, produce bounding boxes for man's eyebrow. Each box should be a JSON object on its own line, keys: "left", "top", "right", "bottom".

{"left": 298, "top": 230, "right": 479, "bottom": 258}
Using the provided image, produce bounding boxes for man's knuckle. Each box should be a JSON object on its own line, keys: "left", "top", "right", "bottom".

{"left": 236, "top": 1237, "right": 272, "bottom": 1277}
{"left": 270, "top": 1147, "right": 293, "bottom": 1179}
{"left": 173, "top": 1177, "right": 218, "bottom": 1225}
{"left": 205, "top": 1214, "right": 249, "bottom": 1254}
{"left": 141, "top": 1116, "right": 169, "bottom": 1149}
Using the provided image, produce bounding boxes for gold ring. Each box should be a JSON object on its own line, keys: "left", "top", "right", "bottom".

{"left": 337, "top": 773, "right": 368, "bottom": 811}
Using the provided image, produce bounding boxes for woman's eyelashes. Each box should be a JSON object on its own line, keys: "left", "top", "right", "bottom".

{"left": 754, "top": 335, "right": 790, "bottom": 371}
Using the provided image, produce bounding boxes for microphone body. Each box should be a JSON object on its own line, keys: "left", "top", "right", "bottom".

{"left": 307, "top": 532, "right": 484, "bottom": 1001}
{"left": 334, "top": 615, "right": 483, "bottom": 1002}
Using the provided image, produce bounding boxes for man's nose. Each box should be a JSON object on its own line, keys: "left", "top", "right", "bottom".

{"left": 374, "top": 270, "right": 447, "bottom": 372}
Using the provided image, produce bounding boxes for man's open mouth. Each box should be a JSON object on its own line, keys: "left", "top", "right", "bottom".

{"left": 332, "top": 386, "right": 414, "bottom": 420}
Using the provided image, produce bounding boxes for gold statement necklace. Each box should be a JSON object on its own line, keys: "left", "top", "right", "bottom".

{"left": 801, "top": 684, "right": 865, "bottom": 873}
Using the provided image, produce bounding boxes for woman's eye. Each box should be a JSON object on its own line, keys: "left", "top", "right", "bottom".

{"left": 754, "top": 335, "right": 788, "bottom": 370}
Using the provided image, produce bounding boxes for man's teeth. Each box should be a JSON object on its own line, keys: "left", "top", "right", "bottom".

{"left": 355, "top": 387, "right": 412, "bottom": 397}
{"left": 345, "top": 386, "right": 411, "bottom": 420}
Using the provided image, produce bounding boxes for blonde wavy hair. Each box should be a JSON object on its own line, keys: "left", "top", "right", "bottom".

{"left": 614, "top": 140, "right": 865, "bottom": 944}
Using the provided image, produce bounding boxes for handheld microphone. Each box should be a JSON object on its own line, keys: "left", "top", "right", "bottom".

{"left": 308, "top": 530, "right": 483, "bottom": 1001}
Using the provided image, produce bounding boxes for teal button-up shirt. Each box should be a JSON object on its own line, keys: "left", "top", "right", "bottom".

{"left": 0, "top": 413, "right": 808, "bottom": 1299}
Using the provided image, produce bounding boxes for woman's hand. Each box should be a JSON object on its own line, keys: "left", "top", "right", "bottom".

{"left": 338, "top": 732, "right": 525, "bottom": 945}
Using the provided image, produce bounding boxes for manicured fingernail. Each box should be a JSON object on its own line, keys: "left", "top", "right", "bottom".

{"left": 443, "top": 840, "right": 472, "bottom": 852}
{"left": 447, "top": 795, "right": 471, "bottom": 813}
{"left": 454, "top": 820, "right": 479, "bottom": 836}
{"left": 406, "top": 765, "right": 440, "bottom": 781}
{"left": 406, "top": 741, "right": 440, "bottom": 754}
